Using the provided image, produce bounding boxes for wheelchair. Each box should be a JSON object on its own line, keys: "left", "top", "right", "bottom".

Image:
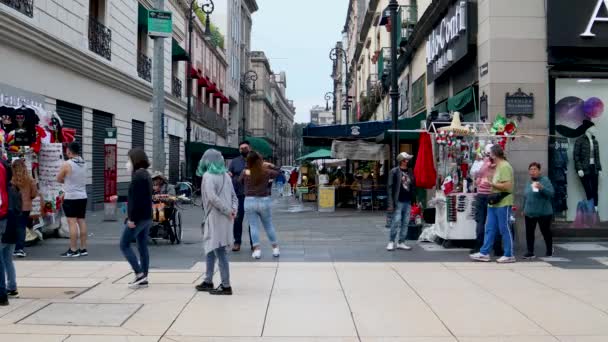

{"left": 150, "top": 196, "right": 183, "bottom": 244}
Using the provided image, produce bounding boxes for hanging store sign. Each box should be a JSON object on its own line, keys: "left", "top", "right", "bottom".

{"left": 411, "top": 74, "right": 426, "bottom": 114}
{"left": 0, "top": 82, "right": 45, "bottom": 108}
{"left": 148, "top": 10, "right": 173, "bottom": 38}
{"left": 426, "top": 0, "right": 472, "bottom": 84}
{"left": 548, "top": 0, "right": 608, "bottom": 47}
{"left": 505, "top": 88, "right": 534, "bottom": 120}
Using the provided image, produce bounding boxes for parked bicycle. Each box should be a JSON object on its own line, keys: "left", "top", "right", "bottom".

{"left": 174, "top": 181, "right": 202, "bottom": 209}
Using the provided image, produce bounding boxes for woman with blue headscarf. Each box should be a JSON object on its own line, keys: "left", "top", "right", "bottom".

{"left": 195, "top": 149, "right": 238, "bottom": 295}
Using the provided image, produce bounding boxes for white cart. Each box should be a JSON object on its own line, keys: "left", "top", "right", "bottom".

{"left": 433, "top": 192, "right": 477, "bottom": 247}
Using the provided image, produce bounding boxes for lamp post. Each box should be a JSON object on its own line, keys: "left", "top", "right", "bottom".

{"left": 185, "top": 0, "right": 214, "bottom": 181}
{"left": 240, "top": 70, "right": 258, "bottom": 141}
{"left": 324, "top": 91, "right": 334, "bottom": 113}
{"left": 329, "top": 47, "right": 350, "bottom": 125}
{"left": 389, "top": 0, "right": 400, "bottom": 169}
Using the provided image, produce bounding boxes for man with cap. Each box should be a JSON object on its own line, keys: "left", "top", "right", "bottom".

{"left": 386, "top": 152, "right": 415, "bottom": 251}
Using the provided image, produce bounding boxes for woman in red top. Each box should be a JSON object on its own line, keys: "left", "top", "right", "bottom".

{"left": 289, "top": 169, "right": 298, "bottom": 195}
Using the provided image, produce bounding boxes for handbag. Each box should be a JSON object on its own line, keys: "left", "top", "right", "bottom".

{"left": 488, "top": 192, "right": 510, "bottom": 205}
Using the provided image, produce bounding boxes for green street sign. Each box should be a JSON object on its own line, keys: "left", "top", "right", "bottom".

{"left": 148, "top": 10, "right": 172, "bottom": 38}
{"left": 105, "top": 127, "right": 117, "bottom": 139}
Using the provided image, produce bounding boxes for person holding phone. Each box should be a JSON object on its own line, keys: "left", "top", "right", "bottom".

{"left": 522, "top": 162, "right": 555, "bottom": 259}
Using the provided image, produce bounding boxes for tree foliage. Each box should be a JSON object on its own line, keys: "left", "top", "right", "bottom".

{"left": 193, "top": 5, "right": 225, "bottom": 50}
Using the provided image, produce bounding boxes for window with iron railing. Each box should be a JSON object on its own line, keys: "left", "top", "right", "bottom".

{"left": 172, "top": 77, "right": 182, "bottom": 98}
{"left": 137, "top": 53, "right": 151, "bottom": 82}
{"left": 398, "top": 5, "right": 418, "bottom": 46}
{"left": 1, "top": 0, "right": 34, "bottom": 17}
{"left": 88, "top": 0, "right": 110, "bottom": 60}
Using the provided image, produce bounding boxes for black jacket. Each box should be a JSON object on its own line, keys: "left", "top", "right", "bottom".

{"left": 574, "top": 134, "right": 602, "bottom": 175}
{"left": 387, "top": 167, "right": 415, "bottom": 208}
{"left": 1, "top": 185, "right": 22, "bottom": 244}
{"left": 128, "top": 169, "right": 153, "bottom": 224}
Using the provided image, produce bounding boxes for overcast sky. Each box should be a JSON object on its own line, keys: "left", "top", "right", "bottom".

{"left": 252, "top": 0, "right": 348, "bottom": 123}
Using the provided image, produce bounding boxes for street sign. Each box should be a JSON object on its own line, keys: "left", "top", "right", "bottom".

{"left": 148, "top": 10, "right": 172, "bottom": 38}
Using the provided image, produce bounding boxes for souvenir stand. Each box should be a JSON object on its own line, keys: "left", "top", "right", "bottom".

{"left": 0, "top": 103, "right": 77, "bottom": 240}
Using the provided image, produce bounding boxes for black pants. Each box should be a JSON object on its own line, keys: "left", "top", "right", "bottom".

{"left": 233, "top": 195, "right": 251, "bottom": 246}
{"left": 525, "top": 215, "right": 553, "bottom": 255}
{"left": 474, "top": 194, "right": 503, "bottom": 255}
{"left": 582, "top": 168, "right": 599, "bottom": 207}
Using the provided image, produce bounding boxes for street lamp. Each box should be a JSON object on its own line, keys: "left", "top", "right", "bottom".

{"left": 240, "top": 70, "right": 258, "bottom": 141}
{"left": 388, "top": 0, "right": 399, "bottom": 169}
{"left": 324, "top": 92, "right": 334, "bottom": 112}
{"left": 185, "top": 0, "right": 214, "bottom": 181}
{"left": 329, "top": 47, "right": 350, "bottom": 125}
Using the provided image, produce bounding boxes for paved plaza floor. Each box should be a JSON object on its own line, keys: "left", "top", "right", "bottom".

{"left": 4, "top": 195, "right": 608, "bottom": 341}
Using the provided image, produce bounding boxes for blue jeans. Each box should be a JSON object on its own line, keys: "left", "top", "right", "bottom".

{"left": 0, "top": 243, "right": 16, "bottom": 295}
{"left": 481, "top": 206, "right": 513, "bottom": 257}
{"left": 389, "top": 201, "right": 411, "bottom": 243}
{"left": 204, "top": 247, "right": 230, "bottom": 287}
{"left": 120, "top": 220, "right": 152, "bottom": 276}
{"left": 15, "top": 211, "right": 29, "bottom": 251}
{"left": 245, "top": 197, "right": 278, "bottom": 248}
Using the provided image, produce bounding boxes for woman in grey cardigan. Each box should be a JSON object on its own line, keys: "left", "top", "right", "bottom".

{"left": 195, "top": 149, "right": 238, "bottom": 295}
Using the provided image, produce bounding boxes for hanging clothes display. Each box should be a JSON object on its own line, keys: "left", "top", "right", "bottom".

{"left": 550, "top": 137, "right": 569, "bottom": 215}
{"left": 414, "top": 131, "right": 437, "bottom": 189}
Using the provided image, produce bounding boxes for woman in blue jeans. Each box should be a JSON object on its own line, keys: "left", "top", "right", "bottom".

{"left": 118, "top": 148, "right": 153, "bottom": 288}
{"left": 240, "top": 152, "right": 280, "bottom": 259}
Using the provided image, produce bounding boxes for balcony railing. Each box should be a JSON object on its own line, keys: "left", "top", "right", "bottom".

{"left": 399, "top": 5, "right": 418, "bottom": 46}
{"left": 366, "top": 73, "right": 378, "bottom": 97}
{"left": 377, "top": 47, "right": 391, "bottom": 79}
{"left": 1, "top": 0, "right": 34, "bottom": 17}
{"left": 193, "top": 102, "right": 228, "bottom": 137}
{"left": 137, "top": 53, "right": 151, "bottom": 82}
{"left": 172, "top": 77, "right": 182, "bottom": 98}
{"left": 88, "top": 18, "right": 112, "bottom": 61}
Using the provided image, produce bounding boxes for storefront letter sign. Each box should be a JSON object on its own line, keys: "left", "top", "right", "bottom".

{"left": 505, "top": 88, "right": 534, "bottom": 121}
{"left": 581, "top": 0, "right": 608, "bottom": 37}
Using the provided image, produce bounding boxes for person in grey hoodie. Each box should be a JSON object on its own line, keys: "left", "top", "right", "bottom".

{"left": 195, "top": 149, "right": 238, "bottom": 295}
{"left": 523, "top": 162, "right": 555, "bottom": 259}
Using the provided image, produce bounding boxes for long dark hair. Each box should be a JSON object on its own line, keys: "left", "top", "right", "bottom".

{"left": 246, "top": 151, "right": 265, "bottom": 185}
{"left": 128, "top": 148, "right": 150, "bottom": 170}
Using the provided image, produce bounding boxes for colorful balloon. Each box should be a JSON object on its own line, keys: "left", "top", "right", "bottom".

{"left": 583, "top": 97, "right": 604, "bottom": 119}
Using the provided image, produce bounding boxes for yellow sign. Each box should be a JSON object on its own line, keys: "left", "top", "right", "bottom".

{"left": 318, "top": 186, "right": 335, "bottom": 212}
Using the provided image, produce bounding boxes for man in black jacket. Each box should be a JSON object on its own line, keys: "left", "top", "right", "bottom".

{"left": 386, "top": 152, "right": 415, "bottom": 251}
{"left": 228, "top": 141, "right": 251, "bottom": 251}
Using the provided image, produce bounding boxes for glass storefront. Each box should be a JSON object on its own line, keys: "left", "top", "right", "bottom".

{"left": 553, "top": 78, "right": 608, "bottom": 223}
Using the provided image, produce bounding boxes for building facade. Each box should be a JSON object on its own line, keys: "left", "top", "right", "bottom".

{"left": 310, "top": 106, "right": 335, "bottom": 126}
{"left": 248, "top": 51, "right": 295, "bottom": 166}
{"left": 0, "top": 0, "right": 227, "bottom": 209}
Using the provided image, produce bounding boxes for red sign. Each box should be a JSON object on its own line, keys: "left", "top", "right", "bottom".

{"left": 104, "top": 144, "right": 117, "bottom": 202}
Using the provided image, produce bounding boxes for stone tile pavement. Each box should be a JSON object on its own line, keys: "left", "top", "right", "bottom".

{"left": 2, "top": 260, "right": 608, "bottom": 341}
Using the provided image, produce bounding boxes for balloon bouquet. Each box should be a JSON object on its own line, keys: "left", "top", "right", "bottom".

{"left": 490, "top": 115, "right": 518, "bottom": 150}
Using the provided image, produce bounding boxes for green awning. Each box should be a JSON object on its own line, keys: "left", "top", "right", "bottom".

{"left": 447, "top": 87, "right": 474, "bottom": 112}
{"left": 296, "top": 148, "right": 332, "bottom": 161}
{"left": 138, "top": 4, "right": 148, "bottom": 28}
{"left": 433, "top": 100, "right": 448, "bottom": 113}
{"left": 172, "top": 39, "right": 189, "bottom": 61}
{"left": 187, "top": 142, "right": 240, "bottom": 160}
{"left": 246, "top": 136, "right": 273, "bottom": 158}
{"left": 376, "top": 112, "right": 427, "bottom": 143}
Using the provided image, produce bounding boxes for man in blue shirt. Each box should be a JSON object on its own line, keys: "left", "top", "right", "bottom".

{"left": 228, "top": 141, "right": 251, "bottom": 252}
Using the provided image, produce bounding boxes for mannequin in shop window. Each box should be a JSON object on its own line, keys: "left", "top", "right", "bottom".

{"left": 574, "top": 123, "right": 602, "bottom": 212}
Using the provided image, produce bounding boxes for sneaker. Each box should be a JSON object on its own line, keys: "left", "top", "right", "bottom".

{"left": 546, "top": 247, "right": 555, "bottom": 257}
{"left": 209, "top": 284, "right": 233, "bottom": 296}
{"left": 60, "top": 249, "right": 80, "bottom": 258}
{"left": 386, "top": 242, "right": 395, "bottom": 251}
{"left": 252, "top": 249, "right": 262, "bottom": 259}
{"left": 128, "top": 274, "right": 149, "bottom": 289}
{"left": 232, "top": 244, "right": 241, "bottom": 252}
{"left": 79, "top": 249, "right": 88, "bottom": 257}
{"left": 0, "top": 296, "right": 8, "bottom": 306}
{"left": 397, "top": 243, "right": 412, "bottom": 251}
{"left": 13, "top": 250, "right": 26, "bottom": 258}
{"left": 272, "top": 247, "right": 280, "bottom": 257}
{"left": 523, "top": 252, "right": 536, "bottom": 260}
{"left": 497, "top": 256, "right": 517, "bottom": 264}
{"left": 195, "top": 282, "right": 214, "bottom": 292}
{"left": 7, "top": 290, "right": 19, "bottom": 298}
{"left": 470, "top": 252, "right": 491, "bottom": 262}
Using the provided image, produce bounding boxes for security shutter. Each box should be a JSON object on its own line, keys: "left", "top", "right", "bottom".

{"left": 168, "top": 135, "right": 180, "bottom": 184}
{"left": 132, "top": 120, "right": 145, "bottom": 149}
{"left": 56, "top": 100, "right": 83, "bottom": 146}
{"left": 92, "top": 110, "right": 113, "bottom": 206}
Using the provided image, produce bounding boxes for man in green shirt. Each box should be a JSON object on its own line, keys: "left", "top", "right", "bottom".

{"left": 470, "top": 145, "right": 516, "bottom": 263}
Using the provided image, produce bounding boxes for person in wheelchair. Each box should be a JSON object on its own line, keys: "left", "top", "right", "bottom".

{"left": 151, "top": 172, "right": 177, "bottom": 241}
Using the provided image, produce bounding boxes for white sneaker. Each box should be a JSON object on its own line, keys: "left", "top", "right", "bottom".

{"left": 252, "top": 249, "right": 262, "bottom": 259}
{"left": 497, "top": 256, "right": 516, "bottom": 264}
{"left": 397, "top": 243, "right": 412, "bottom": 250}
{"left": 272, "top": 247, "right": 280, "bottom": 257}
{"left": 386, "top": 242, "right": 395, "bottom": 251}
{"left": 470, "top": 252, "right": 491, "bottom": 262}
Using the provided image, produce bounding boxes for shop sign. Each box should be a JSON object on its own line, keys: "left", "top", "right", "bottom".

{"left": 426, "top": 0, "right": 471, "bottom": 84}
{"left": 148, "top": 10, "right": 172, "bottom": 38}
{"left": 505, "top": 88, "right": 534, "bottom": 120}
{"left": 411, "top": 74, "right": 426, "bottom": 114}
{"left": 480, "top": 63, "right": 489, "bottom": 78}
{"left": 548, "top": 0, "right": 608, "bottom": 47}
{"left": 350, "top": 126, "right": 361, "bottom": 136}
{"left": 480, "top": 92, "right": 488, "bottom": 122}
{"left": 0, "top": 82, "right": 45, "bottom": 108}
{"left": 104, "top": 128, "right": 117, "bottom": 204}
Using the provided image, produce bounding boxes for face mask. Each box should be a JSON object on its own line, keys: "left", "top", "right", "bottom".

{"left": 126, "top": 161, "right": 133, "bottom": 173}
{"left": 531, "top": 177, "right": 539, "bottom": 181}
{"left": 241, "top": 150, "right": 249, "bottom": 158}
